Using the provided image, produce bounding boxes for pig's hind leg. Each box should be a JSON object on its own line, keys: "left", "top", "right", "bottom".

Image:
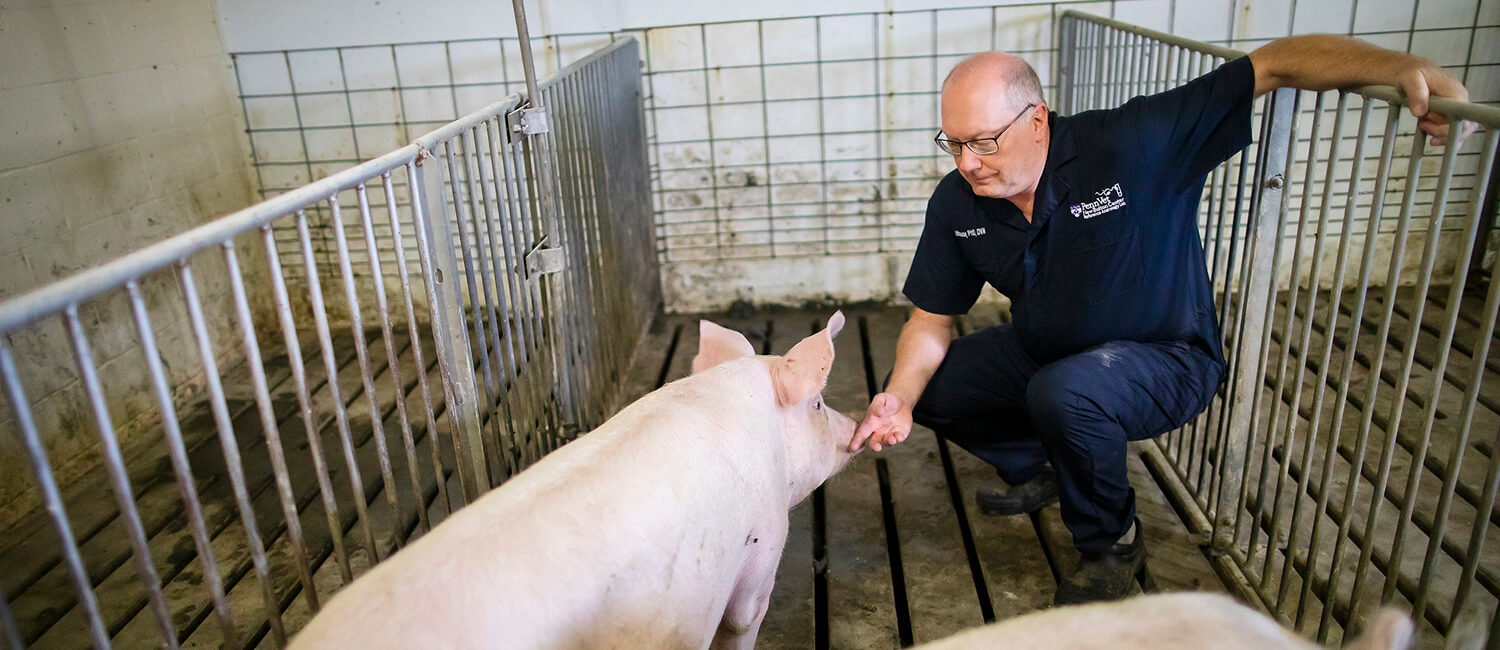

{"left": 710, "top": 520, "right": 789, "bottom": 650}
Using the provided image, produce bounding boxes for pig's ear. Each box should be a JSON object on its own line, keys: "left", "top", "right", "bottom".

{"left": 772, "top": 312, "right": 842, "bottom": 406}
{"left": 693, "top": 320, "right": 756, "bottom": 374}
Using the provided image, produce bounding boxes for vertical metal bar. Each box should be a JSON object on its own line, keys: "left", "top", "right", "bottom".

{"left": 1258, "top": 91, "right": 1326, "bottom": 587}
{"left": 391, "top": 45, "right": 413, "bottom": 142}
{"left": 356, "top": 182, "right": 432, "bottom": 534}
{"left": 1345, "top": 128, "right": 1432, "bottom": 622}
{"left": 757, "top": 20, "right": 776, "bottom": 257}
{"left": 562, "top": 72, "right": 603, "bottom": 433}
{"left": 445, "top": 42, "right": 461, "bottom": 120}
{"left": 232, "top": 55, "right": 272, "bottom": 201}
{"left": 1317, "top": 102, "right": 1405, "bottom": 642}
{"left": 1211, "top": 75, "right": 1264, "bottom": 523}
{"left": 328, "top": 194, "right": 405, "bottom": 541}
{"left": 493, "top": 123, "right": 543, "bottom": 468}
{"left": 384, "top": 170, "right": 455, "bottom": 514}
{"left": 409, "top": 157, "right": 488, "bottom": 501}
{"left": 1214, "top": 87, "right": 1294, "bottom": 552}
{"left": 284, "top": 51, "right": 318, "bottom": 195}
{"left": 61, "top": 306, "right": 178, "bottom": 647}
{"left": 697, "top": 24, "right": 723, "bottom": 260}
{"left": 337, "top": 48, "right": 364, "bottom": 162}
{"left": 1274, "top": 92, "right": 1349, "bottom": 610}
{"left": 1239, "top": 87, "right": 1300, "bottom": 565}
{"left": 177, "top": 261, "right": 286, "bottom": 645}
{"left": 221, "top": 242, "right": 321, "bottom": 613}
{"left": 1443, "top": 137, "right": 1500, "bottom": 629}
{"left": 261, "top": 224, "right": 353, "bottom": 581}
{"left": 466, "top": 125, "right": 519, "bottom": 470}
{"left": 501, "top": 122, "right": 550, "bottom": 467}
{"left": 1296, "top": 97, "right": 1374, "bottom": 627}
{"left": 477, "top": 122, "right": 524, "bottom": 474}
{"left": 1379, "top": 128, "right": 1479, "bottom": 606}
{"left": 445, "top": 139, "right": 505, "bottom": 486}
{"left": 511, "top": 0, "right": 582, "bottom": 430}
{"left": 1057, "top": 14, "right": 1073, "bottom": 114}
{"left": 0, "top": 338, "right": 110, "bottom": 649}
{"left": 872, "top": 14, "right": 884, "bottom": 253}
{"left": 816, "top": 16, "right": 830, "bottom": 255}
{"left": 294, "top": 208, "right": 381, "bottom": 562}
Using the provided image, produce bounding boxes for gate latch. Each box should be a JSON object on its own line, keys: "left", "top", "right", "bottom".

{"left": 525, "top": 238, "right": 565, "bottom": 277}
{"left": 507, "top": 107, "right": 552, "bottom": 142}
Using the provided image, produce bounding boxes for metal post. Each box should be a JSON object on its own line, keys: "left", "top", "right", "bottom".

{"left": 1213, "top": 87, "right": 1295, "bottom": 553}
{"left": 510, "top": 0, "right": 582, "bottom": 431}
{"left": 411, "top": 155, "right": 489, "bottom": 501}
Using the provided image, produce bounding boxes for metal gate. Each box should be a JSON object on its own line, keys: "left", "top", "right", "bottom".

{"left": 1058, "top": 10, "right": 1500, "bottom": 645}
{"left": 0, "top": 36, "right": 654, "bottom": 648}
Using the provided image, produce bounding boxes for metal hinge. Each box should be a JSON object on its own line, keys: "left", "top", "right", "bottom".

{"left": 506, "top": 106, "right": 552, "bottom": 142}
{"left": 525, "top": 237, "right": 565, "bottom": 277}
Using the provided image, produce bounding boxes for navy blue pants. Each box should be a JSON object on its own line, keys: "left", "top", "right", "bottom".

{"left": 911, "top": 325, "right": 1222, "bottom": 553}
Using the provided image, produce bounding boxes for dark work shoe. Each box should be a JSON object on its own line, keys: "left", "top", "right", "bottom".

{"left": 975, "top": 466, "right": 1060, "bottom": 516}
{"left": 1054, "top": 518, "right": 1148, "bottom": 606}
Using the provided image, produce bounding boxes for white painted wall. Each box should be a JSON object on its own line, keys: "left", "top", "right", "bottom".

{"left": 0, "top": 0, "right": 259, "bottom": 529}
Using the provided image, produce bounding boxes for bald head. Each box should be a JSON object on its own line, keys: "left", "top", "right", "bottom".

{"left": 941, "top": 52, "right": 1045, "bottom": 117}
{"left": 938, "top": 52, "right": 1051, "bottom": 205}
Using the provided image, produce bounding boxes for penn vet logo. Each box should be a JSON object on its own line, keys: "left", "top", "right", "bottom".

{"left": 1069, "top": 183, "right": 1127, "bottom": 219}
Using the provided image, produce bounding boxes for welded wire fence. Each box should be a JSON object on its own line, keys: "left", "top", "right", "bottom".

{"left": 0, "top": 37, "right": 654, "bottom": 648}
{"left": 1058, "top": 11, "right": 1500, "bottom": 646}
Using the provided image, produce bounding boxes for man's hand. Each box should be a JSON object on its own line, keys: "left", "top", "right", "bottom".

{"left": 852, "top": 392, "right": 914, "bottom": 452}
{"left": 1396, "top": 63, "right": 1473, "bottom": 147}
{"left": 1250, "top": 35, "right": 1474, "bottom": 147}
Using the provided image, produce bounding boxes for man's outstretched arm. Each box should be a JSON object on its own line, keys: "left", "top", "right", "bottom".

{"left": 851, "top": 307, "right": 954, "bottom": 452}
{"left": 1248, "top": 34, "right": 1470, "bottom": 145}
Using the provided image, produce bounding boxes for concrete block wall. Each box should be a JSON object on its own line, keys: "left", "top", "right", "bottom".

{"left": 0, "top": 0, "right": 260, "bottom": 530}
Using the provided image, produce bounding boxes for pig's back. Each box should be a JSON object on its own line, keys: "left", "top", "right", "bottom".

{"left": 292, "top": 375, "right": 784, "bottom": 648}
{"left": 914, "top": 593, "right": 1321, "bottom": 650}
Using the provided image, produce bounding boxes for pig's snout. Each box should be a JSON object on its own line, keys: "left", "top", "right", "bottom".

{"left": 832, "top": 409, "right": 861, "bottom": 463}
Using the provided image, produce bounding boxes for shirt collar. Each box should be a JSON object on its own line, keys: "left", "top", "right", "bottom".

{"left": 1029, "top": 111, "right": 1077, "bottom": 235}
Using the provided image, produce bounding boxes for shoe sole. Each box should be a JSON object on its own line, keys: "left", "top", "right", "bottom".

{"left": 976, "top": 491, "right": 1060, "bottom": 516}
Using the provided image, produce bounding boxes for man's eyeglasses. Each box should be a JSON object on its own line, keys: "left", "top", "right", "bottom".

{"left": 934, "top": 103, "right": 1036, "bottom": 156}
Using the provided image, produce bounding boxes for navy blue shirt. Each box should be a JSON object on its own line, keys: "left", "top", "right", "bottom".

{"left": 903, "top": 55, "right": 1255, "bottom": 368}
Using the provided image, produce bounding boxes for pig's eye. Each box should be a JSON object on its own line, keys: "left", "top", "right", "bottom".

{"left": 813, "top": 397, "right": 823, "bottom": 411}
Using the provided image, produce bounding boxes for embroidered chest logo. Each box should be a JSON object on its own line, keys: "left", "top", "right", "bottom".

{"left": 1069, "top": 183, "right": 1127, "bottom": 219}
{"left": 953, "top": 227, "right": 987, "bottom": 239}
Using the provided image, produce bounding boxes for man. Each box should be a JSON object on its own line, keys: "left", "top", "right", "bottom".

{"left": 851, "top": 34, "right": 1469, "bottom": 604}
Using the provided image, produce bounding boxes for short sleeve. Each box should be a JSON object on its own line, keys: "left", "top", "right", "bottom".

{"left": 902, "top": 178, "right": 985, "bottom": 315}
{"left": 1111, "top": 55, "right": 1255, "bottom": 191}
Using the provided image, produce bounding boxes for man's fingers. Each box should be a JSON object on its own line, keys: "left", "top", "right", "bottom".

{"left": 1402, "top": 69, "right": 1432, "bottom": 119}
{"left": 851, "top": 419, "right": 879, "bottom": 451}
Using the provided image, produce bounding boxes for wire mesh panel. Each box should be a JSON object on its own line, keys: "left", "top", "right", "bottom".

{"left": 1059, "top": 10, "right": 1500, "bottom": 646}
{"left": 0, "top": 37, "right": 656, "bottom": 648}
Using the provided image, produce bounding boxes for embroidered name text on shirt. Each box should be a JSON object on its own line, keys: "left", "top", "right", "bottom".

{"left": 1069, "top": 183, "right": 1127, "bottom": 219}
{"left": 954, "top": 227, "right": 987, "bottom": 238}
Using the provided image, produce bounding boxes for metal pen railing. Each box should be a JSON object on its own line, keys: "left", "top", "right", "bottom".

{"left": 1059, "top": 10, "right": 1500, "bottom": 645}
{"left": 0, "top": 36, "right": 654, "bottom": 649}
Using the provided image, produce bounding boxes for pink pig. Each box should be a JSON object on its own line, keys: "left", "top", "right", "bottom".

{"left": 912, "top": 592, "right": 1413, "bottom": 650}
{"left": 290, "top": 312, "right": 857, "bottom": 649}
